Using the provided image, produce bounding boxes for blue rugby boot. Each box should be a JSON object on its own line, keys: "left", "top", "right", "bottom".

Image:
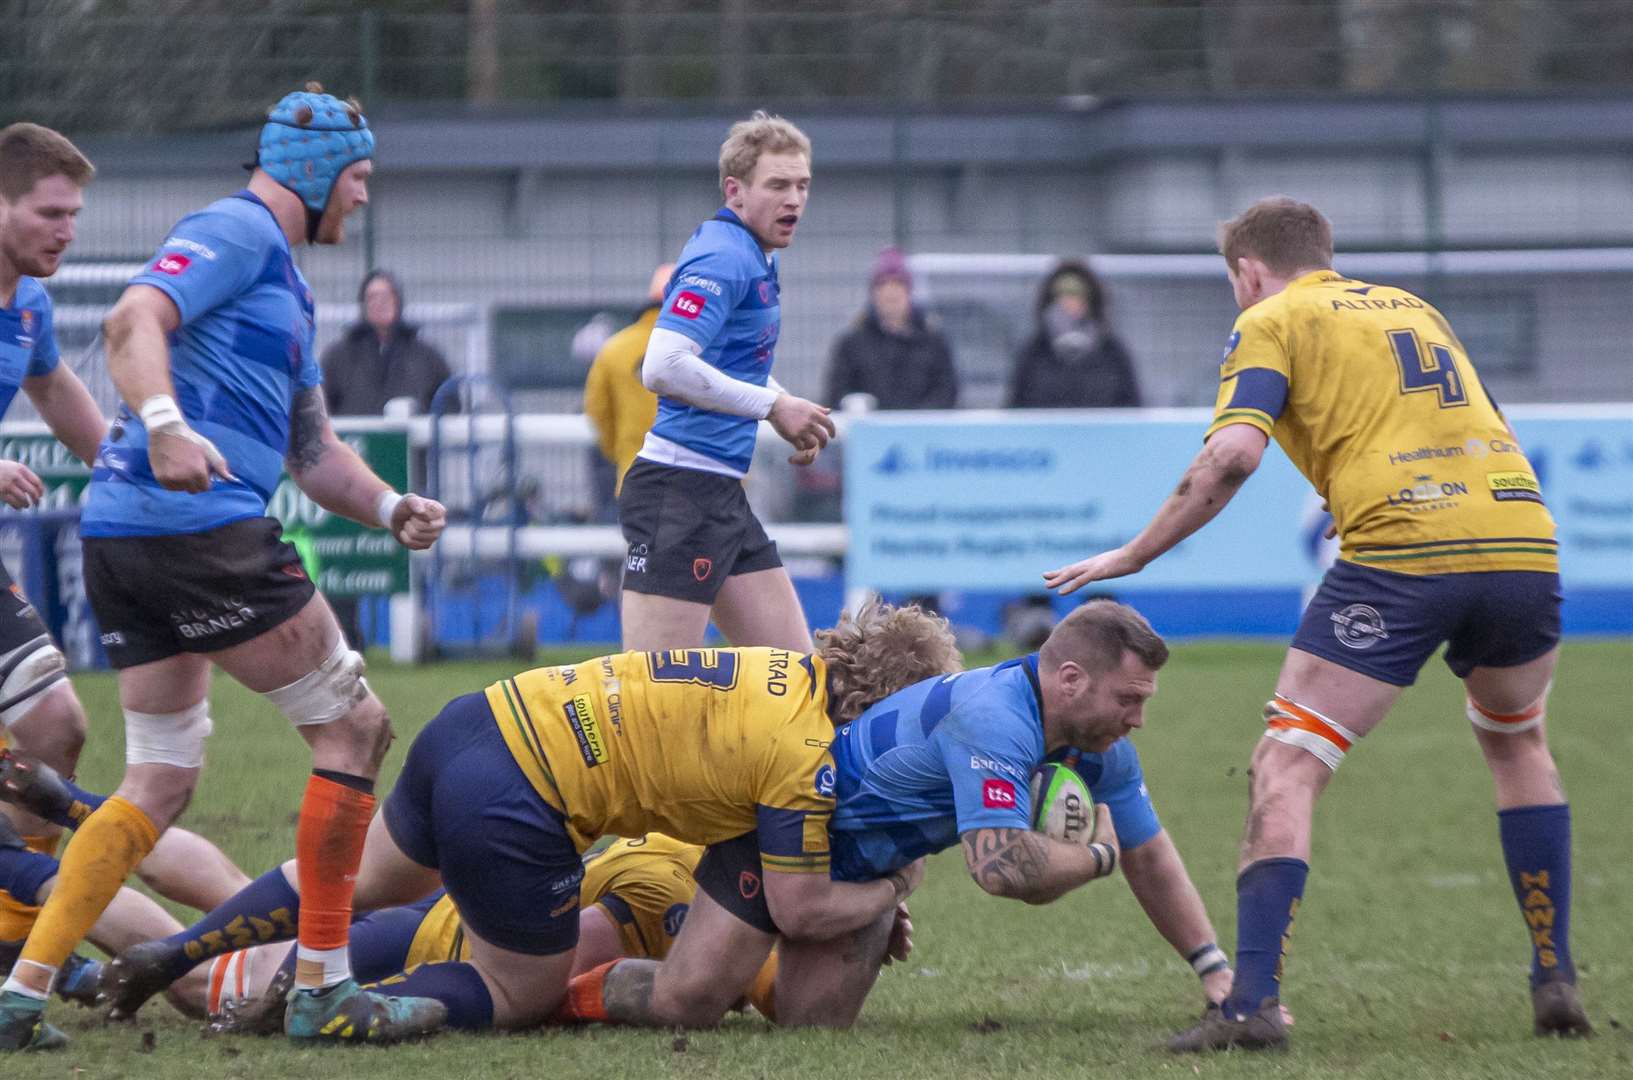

{"left": 284, "top": 977, "right": 447, "bottom": 1043}
{"left": 55, "top": 953, "right": 102, "bottom": 1008}
{"left": 0, "top": 990, "right": 65, "bottom": 1051}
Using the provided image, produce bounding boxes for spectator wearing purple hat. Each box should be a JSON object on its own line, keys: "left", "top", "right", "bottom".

{"left": 824, "top": 248, "right": 958, "bottom": 411}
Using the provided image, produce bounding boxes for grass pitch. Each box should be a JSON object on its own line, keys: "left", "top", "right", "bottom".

{"left": 11, "top": 640, "right": 1631, "bottom": 1079}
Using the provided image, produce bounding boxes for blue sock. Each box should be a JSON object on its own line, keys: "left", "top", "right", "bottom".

{"left": 57, "top": 777, "right": 107, "bottom": 830}
{"left": 0, "top": 845, "right": 58, "bottom": 909}
{"left": 367, "top": 962, "right": 493, "bottom": 1030}
{"left": 156, "top": 866, "right": 302, "bottom": 982}
{"left": 1498, "top": 803, "right": 1575, "bottom": 987}
{"left": 1224, "top": 857, "right": 1308, "bottom": 1017}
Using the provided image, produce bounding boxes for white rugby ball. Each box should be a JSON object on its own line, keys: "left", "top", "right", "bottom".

{"left": 1028, "top": 762, "right": 1095, "bottom": 846}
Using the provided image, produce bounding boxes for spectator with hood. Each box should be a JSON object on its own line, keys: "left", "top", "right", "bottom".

{"left": 322, "top": 269, "right": 452, "bottom": 417}
{"left": 1007, "top": 260, "right": 1141, "bottom": 408}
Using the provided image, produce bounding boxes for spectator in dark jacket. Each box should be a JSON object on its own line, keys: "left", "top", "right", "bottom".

{"left": 1007, "top": 260, "right": 1141, "bottom": 408}
{"left": 824, "top": 248, "right": 958, "bottom": 410}
{"left": 321, "top": 269, "right": 452, "bottom": 416}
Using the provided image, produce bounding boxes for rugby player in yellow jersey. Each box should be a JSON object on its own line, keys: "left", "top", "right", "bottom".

{"left": 102, "top": 600, "right": 959, "bottom": 1033}
{"left": 1045, "top": 197, "right": 1591, "bottom": 1050}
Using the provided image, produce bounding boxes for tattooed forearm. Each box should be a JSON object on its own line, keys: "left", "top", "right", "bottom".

{"left": 602, "top": 959, "right": 660, "bottom": 1024}
{"left": 286, "top": 385, "right": 331, "bottom": 473}
{"left": 962, "top": 828, "right": 1050, "bottom": 899}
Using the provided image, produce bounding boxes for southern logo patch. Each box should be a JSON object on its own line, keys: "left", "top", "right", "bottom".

{"left": 563, "top": 693, "right": 608, "bottom": 767}
{"left": 1487, "top": 470, "right": 1543, "bottom": 504}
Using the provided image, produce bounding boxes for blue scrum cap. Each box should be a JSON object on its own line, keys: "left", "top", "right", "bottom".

{"left": 257, "top": 83, "right": 374, "bottom": 216}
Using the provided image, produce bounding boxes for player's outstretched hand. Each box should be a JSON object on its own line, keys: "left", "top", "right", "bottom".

{"left": 1042, "top": 546, "right": 1145, "bottom": 595}
{"left": 768, "top": 393, "right": 835, "bottom": 453}
{"left": 391, "top": 494, "right": 447, "bottom": 550}
{"left": 0, "top": 461, "right": 45, "bottom": 509}
{"left": 148, "top": 429, "right": 235, "bottom": 493}
{"left": 882, "top": 902, "right": 914, "bottom": 966}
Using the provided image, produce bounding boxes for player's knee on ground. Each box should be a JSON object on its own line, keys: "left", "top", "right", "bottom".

{"left": 1262, "top": 694, "right": 1362, "bottom": 772}
{"left": 653, "top": 959, "right": 744, "bottom": 1027}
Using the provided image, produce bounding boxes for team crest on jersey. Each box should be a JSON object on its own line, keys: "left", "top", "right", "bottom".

{"left": 18, "top": 309, "right": 34, "bottom": 345}
{"left": 757, "top": 280, "right": 773, "bottom": 305}
{"left": 1331, "top": 604, "right": 1388, "bottom": 649}
{"left": 692, "top": 557, "right": 713, "bottom": 582}
{"left": 814, "top": 763, "right": 836, "bottom": 798}
{"left": 663, "top": 902, "right": 690, "bottom": 938}
{"left": 1220, "top": 330, "right": 1240, "bottom": 365}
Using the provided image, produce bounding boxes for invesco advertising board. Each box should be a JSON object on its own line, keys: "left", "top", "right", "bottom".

{"left": 844, "top": 407, "right": 1633, "bottom": 635}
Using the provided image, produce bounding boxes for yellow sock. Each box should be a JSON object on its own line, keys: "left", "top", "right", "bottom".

{"left": 18, "top": 796, "right": 157, "bottom": 973}
{"left": 747, "top": 950, "right": 779, "bottom": 1023}
{"left": 0, "top": 890, "right": 40, "bottom": 942}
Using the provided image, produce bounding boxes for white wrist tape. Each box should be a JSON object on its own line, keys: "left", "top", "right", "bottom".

{"left": 376, "top": 490, "right": 404, "bottom": 531}
{"left": 1187, "top": 943, "right": 1231, "bottom": 978}
{"left": 138, "top": 393, "right": 187, "bottom": 434}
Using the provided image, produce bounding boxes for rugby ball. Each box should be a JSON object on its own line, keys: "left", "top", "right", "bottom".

{"left": 1028, "top": 763, "right": 1095, "bottom": 846}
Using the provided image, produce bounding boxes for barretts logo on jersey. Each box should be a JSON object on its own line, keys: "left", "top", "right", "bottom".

{"left": 671, "top": 291, "right": 707, "bottom": 320}
{"left": 154, "top": 253, "right": 192, "bottom": 276}
{"left": 981, "top": 778, "right": 1016, "bottom": 809}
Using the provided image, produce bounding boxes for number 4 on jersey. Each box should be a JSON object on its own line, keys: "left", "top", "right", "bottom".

{"left": 1387, "top": 329, "right": 1469, "bottom": 408}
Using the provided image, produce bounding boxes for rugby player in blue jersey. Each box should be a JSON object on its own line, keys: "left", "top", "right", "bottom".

{"left": 619, "top": 111, "right": 836, "bottom": 653}
{"left": 0, "top": 86, "right": 448, "bottom": 1051}
{"left": 564, "top": 601, "right": 1244, "bottom": 1030}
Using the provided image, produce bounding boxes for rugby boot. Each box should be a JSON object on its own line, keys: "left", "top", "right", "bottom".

{"left": 99, "top": 939, "right": 185, "bottom": 1021}
{"left": 0, "top": 751, "right": 84, "bottom": 827}
{"left": 1532, "top": 979, "right": 1594, "bottom": 1037}
{"left": 1167, "top": 998, "right": 1288, "bottom": 1053}
{"left": 54, "top": 953, "right": 102, "bottom": 1008}
{"left": 0, "top": 989, "right": 66, "bottom": 1051}
{"left": 209, "top": 965, "right": 293, "bottom": 1037}
{"left": 284, "top": 977, "right": 447, "bottom": 1043}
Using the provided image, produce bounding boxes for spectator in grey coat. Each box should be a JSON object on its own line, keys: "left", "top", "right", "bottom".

{"left": 321, "top": 269, "right": 452, "bottom": 417}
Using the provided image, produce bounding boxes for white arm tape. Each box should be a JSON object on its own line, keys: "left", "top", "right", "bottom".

{"left": 641, "top": 327, "right": 778, "bottom": 419}
{"left": 375, "top": 490, "right": 404, "bottom": 530}
{"left": 138, "top": 393, "right": 188, "bottom": 434}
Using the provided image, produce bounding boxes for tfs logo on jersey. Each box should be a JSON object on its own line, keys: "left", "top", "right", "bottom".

{"left": 670, "top": 291, "right": 707, "bottom": 320}
{"left": 154, "top": 254, "right": 192, "bottom": 276}
{"left": 981, "top": 778, "right": 1017, "bottom": 809}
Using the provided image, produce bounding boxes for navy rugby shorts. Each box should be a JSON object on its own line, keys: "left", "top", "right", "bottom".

{"left": 617, "top": 459, "right": 781, "bottom": 605}
{"left": 384, "top": 692, "right": 585, "bottom": 955}
{"left": 1291, "top": 560, "right": 1561, "bottom": 687}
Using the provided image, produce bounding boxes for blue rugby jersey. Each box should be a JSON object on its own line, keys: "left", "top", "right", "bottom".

{"left": 828, "top": 655, "right": 1161, "bottom": 882}
{"left": 0, "top": 277, "right": 62, "bottom": 416}
{"left": 82, "top": 191, "right": 321, "bottom": 537}
{"left": 646, "top": 207, "right": 780, "bottom": 474}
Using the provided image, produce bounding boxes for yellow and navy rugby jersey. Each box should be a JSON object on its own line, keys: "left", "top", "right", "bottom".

{"left": 1207, "top": 270, "right": 1556, "bottom": 575}
{"left": 582, "top": 834, "right": 704, "bottom": 960}
{"left": 399, "top": 835, "right": 703, "bottom": 968}
{"left": 486, "top": 648, "right": 834, "bottom": 874}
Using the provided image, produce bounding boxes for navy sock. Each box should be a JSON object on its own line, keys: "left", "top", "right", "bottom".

{"left": 368, "top": 962, "right": 493, "bottom": 1030}
{"left": 0, "top": 845, "right": 58, "bottom": 908}
{"left": 1498, "top": 803, "right": 1575, "bottom": 987}
{"left": 156, "top": 866, "right": 302, "bottom": 982}
{"left": 1224, "top": 857, "right": 1308, "bottom": 1017}
{"left": 57, "top": 777, "right": 107, "bottom": 830}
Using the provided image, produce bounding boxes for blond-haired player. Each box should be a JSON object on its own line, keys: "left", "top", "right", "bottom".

{"left": 1046, "top": 196, "right": 1590, "bottom": 1050}
{"left": 618, "top": 111, "right": 835, "bottom": 654}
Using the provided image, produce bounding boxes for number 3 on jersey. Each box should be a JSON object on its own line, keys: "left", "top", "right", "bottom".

{"left": 647, "top": 649, "right": 740, "bottom": 690}
{"left": 1387, "top": 329, "right": 1468, "bottom": 408}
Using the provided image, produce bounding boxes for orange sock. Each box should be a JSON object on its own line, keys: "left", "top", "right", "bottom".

{"left": 293, "top": 773, "right": 375, "bottom": 988}
{"left": 746, "top": 951, "right": 779, "bottom": 1022}
{"left": 552, "top": 959, "right": 617, "bottom": 1024}
{"left": 18, "top": 796, "right": 157, "bottom": 977}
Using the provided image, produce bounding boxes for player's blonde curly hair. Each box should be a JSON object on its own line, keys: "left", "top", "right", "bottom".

{"left": 817, "top": 600, "right": 963, "bottom": 725}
